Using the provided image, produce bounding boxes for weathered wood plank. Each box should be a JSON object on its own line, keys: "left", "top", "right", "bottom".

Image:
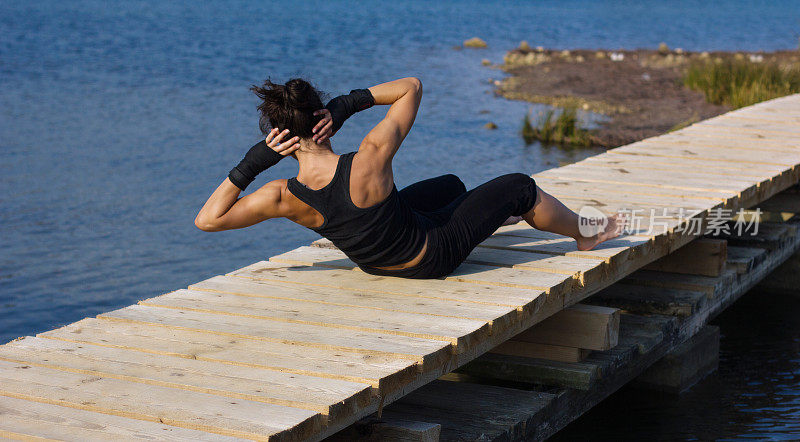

{"left": 726, "top": 246, "right": 767, "bottom": 274}
{"left": 489, "top": 340, "right": 591, "bottom": 363}
{"left": 558, "top": 194, "right": 714, "bottom": 211}
{"left": 191, "top": 275, "right": 516, "bottom": 323}
{"left": 98, "top": 305, "right": 453, "bottom": 369}
{"left": 652, "top": 134, "right": 800, "bottom": 155}
{"left": 373, "top": 381, "right": 554, "bottom": 442}
{"left": 0, "top": 396, "right": 241, "bottom": 441}
{"left": 511, "top": 304, "right": 620, "bottom": 351}
{"left": 230, "top": 261, "right": 542, "bottom": 310}
{"left": 614, "top": 141, "right": 800, "bottom": 167}
{"left": 620, "top": 268, "right": 739, "bottom": 298}
{"left": 600, "top": 149, "right": 796, "bottom": 175}
{"left": 0, "top": 337, "right": 372, "bottom": 422}
{"left": 536, "top": 176, "right": 733, "bottom": 202}
{"left": 589, "top": 285, "right": 707, "bottom": 318}
{"left": 485, "top": 228, "right": 655, "bottom": 259}
{"left": 644, "top": 238, "right": 727, "bottom": 277}
{"left": 269, "top": 246, "right": 574, "bottom": 294}
{"left": 537, "top": 163, "right": 763, "bottom": 192}
{"left": 139, "top": 289, "right": 491, "bottom": 350}
{"left": 0, "top": 360, "right": 322, "bottom": 441}
{"left": 312, "top": 236, "right": 605, "bottom": 279}
{"left": 39, "top": 319, "right": 418, "bottom": 393}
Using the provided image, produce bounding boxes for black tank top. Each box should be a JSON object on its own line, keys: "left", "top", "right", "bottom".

{"left": 287, "top": 152, "right": 427, "bottom": 268}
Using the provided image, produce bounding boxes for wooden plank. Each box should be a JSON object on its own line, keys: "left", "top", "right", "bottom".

{"left": 446, "top": 262, "right": 575, "bottom": 293}
{"left": 652, "top": 133, "right": 800, "bottom": 154}
{"left": 374, "top": 380, "right": 554, "bottom": 441}
{"left": 686, "top": 121, "right": 800, "bottom": 137}
{"left": 511, "top": 304, "right": 619, "bottom": 351}
{"left": 589, "top": 285, "right": 707, "bottom": 318}
{"left": 535, "top": 176, "right": 733, "bottom": 202}
{"left": 558, "top": 193, "right": 717, "bottom": 211}
{"left": 269, "top": 246, "right": 575, "bottom": 294}
{"left": 0, "top": 396, "right": 241, "bottom": 441}
{"left": 600, "top": 152, "right": 799, "bottom": 196}
{"left": 463, "top": 247, "right": 607, "bottom": 290}
{"left": 726, "top": 246, "right": 767, "bottom": 274}
{"left": 583, "top": 152, "right": 792, "bottom": 176}
{"left": 620, "top": 268, "right": 738, "bottom": 298}
{"left": 191, "top": 274, "right": 516, "bottom": 324}
{"left": 456, "top": 352, "right": 598, "bottom": 390}
{"left": 487, "top": 227, "right": 654, "bottom": 257}
{"left": 312, "top": 237, "right": 604, "bottom": 279}
{"left": 484, "top": 226, "right": 702, "bottom": 307}
{"left": 537, "top": 163, "right": 762, "bottom": 193}
{"left": 39, "top": 319, "right": 418, "bottom": 393}
{"left": 679, "top": 118, "right": 800, "bottom": 137}
{"left": 139, "top": 289, "right": 491, "bottom": 350}
{"left": 390, "top": 379, "right": 555, "bottom": 417}
{"left": 489, "top": 341, "right": 591, "bottom": 363}
{"left": 0, "top": 360, "right": 321, "bottom": 441}
{"left": 98, "top": 305, "right": 453, "bottom": 370}
{"left": 706, "top": 221, "right": 795, "bottom": 250}
{"left": 614, "top": 141, "right": 800, "bottom": 167}
{"left": 643, "top": 238, "right": 727, "bottom": 277}
{"left": 230, "top": 261, "right": 542, "bottom": 310}
{"left": 537, "top": 166, "right": 764, "bottom": 208}
{"left": 0, "top": 337, "right": 371, "bottom": 422}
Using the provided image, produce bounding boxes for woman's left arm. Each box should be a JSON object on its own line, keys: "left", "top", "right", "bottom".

{"left": 194, "top": 129, "right": 299, "bottom": 231}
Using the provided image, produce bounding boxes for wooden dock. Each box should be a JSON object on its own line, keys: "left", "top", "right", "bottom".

{"left": 2, "top": 95, "right": 800, "bottom": 441}
{"left": 337, "top": 215, "right": 800, "bottom": 441}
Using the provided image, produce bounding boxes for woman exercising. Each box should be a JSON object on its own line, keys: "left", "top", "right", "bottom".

{"left": 195, "top": 77, "right": 622, "bottom": 279}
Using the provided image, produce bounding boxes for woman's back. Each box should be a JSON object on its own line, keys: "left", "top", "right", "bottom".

{"left": 287, "top": 152, "right": 427, "bottom": 268}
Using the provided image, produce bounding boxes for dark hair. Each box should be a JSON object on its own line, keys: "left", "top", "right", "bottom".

{"left": 251, "top": 78, "right": 325, "bottom": 139}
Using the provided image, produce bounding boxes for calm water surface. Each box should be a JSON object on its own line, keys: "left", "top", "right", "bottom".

{"left": 1, "top": 1, "right": 798, "bottom": 439}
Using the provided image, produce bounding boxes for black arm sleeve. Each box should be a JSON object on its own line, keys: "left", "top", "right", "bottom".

{"left": 324, "top": 88, "right": 375, "bottom": 134}
{"left": 228, "top": 140, "right": 284, "bottom": 191}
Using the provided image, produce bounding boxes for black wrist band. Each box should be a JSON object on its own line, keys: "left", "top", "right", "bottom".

{"left": 325, "top": 88, "right": 375, "bottom": 134}
{"left": 228, "top": 140, "right": 284, "bottom": 191}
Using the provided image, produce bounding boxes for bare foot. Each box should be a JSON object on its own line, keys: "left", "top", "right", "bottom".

{"left": 575, "top": 213, "right": 624, "bottom": 251}
{"left": 502, "top": 215, "right": 524, "bottom": 226}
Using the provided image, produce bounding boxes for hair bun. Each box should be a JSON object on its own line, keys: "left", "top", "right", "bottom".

{"left": 251, "top": 77, "right": 325, "bottom": 138}
{"left": 284, "top": 79, "right": 314, "bottom": 110}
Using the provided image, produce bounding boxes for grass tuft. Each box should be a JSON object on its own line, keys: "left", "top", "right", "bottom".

{"left": 683, "top": 58, "right": 800, "bottom": 109}
{"left": 668, "top": 112, "right": 700, "bottom": 132}
{"left": 521, "top": 105, "right": 593, "bottom": 147}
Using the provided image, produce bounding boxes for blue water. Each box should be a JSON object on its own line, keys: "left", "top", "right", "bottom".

{"left": 1, "top": 1, "right": 799, "bottom": 438}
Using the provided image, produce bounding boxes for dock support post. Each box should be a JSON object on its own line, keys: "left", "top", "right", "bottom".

{"left": 631, "top": 325, "right": 720, "bottom": 394}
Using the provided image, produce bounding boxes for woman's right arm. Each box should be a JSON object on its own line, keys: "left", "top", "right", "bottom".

{"left": 360, "top": 77, "right": 422, "bottom": 163}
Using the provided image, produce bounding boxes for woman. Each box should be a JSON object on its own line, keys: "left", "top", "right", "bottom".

{"left": 195, "top": 77, "right": 621, "bottom": 279}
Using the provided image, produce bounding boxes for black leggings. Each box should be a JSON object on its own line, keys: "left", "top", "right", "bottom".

{"left": 361, "top": 173, "right": 538, "bottom": 279}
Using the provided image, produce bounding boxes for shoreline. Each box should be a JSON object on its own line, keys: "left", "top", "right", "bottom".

{"left": 491, "top": 46, "right": 800, "bottom": 147}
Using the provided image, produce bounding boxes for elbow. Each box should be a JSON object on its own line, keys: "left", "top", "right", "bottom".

{"left": 407, "top": 77, "right": 422, "bottom": 95}
{"left": 194, "top": 214, "right": 220, "bottom": 232}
